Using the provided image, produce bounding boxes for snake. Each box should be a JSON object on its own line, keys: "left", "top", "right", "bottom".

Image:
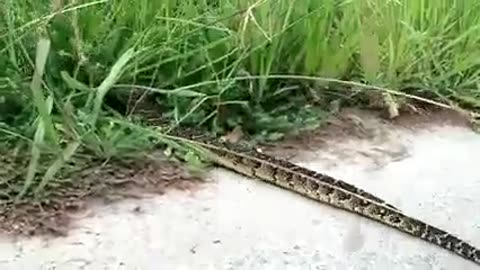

{"left": 129, "top": 95, "right": 480, "bottom": 265}
{"left": 156, "top": 130, "right": 480, "bottom": 266}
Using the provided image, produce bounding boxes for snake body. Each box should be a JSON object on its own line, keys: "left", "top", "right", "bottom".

{"left": 162, "top": 132, "right": 480, "bottom": 266}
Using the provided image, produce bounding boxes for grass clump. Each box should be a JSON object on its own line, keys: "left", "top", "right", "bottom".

{"left": 1, "top": 0, "right": 480, "bottom": 202}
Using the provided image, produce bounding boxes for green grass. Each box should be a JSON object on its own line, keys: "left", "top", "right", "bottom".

{"left": 1, "top": 0, "right": 480, "bottom": 201}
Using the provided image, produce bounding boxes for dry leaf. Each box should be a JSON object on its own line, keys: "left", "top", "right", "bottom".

{"left": 221, "top": 126, "right": 244, "bottom": 143}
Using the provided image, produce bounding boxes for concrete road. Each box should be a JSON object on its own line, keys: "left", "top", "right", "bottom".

{"left": 1, "top": 120, "right": 480, "bottom": 269}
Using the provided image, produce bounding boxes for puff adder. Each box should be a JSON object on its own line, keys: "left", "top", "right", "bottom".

{"left": 161, "top": 132, "right": 480, "bottom": 266}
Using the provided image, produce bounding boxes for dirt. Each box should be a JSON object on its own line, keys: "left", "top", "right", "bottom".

{"left": 0, "top": 105, "right": 473, "bottom": 239}
{"left": 0, "top": 153, "right": 204, "bottom": 238}
{"left": 259, "top": 106, "right": 473, "bottom": 160}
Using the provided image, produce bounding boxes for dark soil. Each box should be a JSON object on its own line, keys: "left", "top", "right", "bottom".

{"left": 259, "top": 106, "right": 473, "bottom": 160}
{"left": 0, "top": 153, "right": 204, "bottom": 238}
{"left": 0, "top": 104, "right": 473, "bottom": 239}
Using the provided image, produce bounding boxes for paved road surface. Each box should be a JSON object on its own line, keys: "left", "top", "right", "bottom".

{"left": 1, "top": 122, "right": 479, "bottom": 269}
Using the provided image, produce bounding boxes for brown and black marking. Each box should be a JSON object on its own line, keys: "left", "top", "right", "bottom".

{"left": 179, "top": 133, "right": 395, "bottom": 209}
{"left": 266, "top": 163, "right": 480, "bottom": 265}
{"left": 165, "top": 133, "right": 480, "bottom": 266}
{"left": 208, "top": 137, "right": 400, "bottom": 210}
{"left": 223, "top": 144, "right": 480, "bottom": 265}
{"left": 251, "top": 150, "right": 400, "bottom": 210}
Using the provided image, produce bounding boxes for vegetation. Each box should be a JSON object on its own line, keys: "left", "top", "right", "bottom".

{"left": 2, "top": 0, "right": 480, "bottom": 202}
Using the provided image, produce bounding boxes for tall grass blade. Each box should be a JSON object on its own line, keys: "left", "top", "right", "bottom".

{"left": 90, "top": 47, "right": 136, "bottom": 127}
{"left": 16, "top": 38, "right": 55, "bottom": 200}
